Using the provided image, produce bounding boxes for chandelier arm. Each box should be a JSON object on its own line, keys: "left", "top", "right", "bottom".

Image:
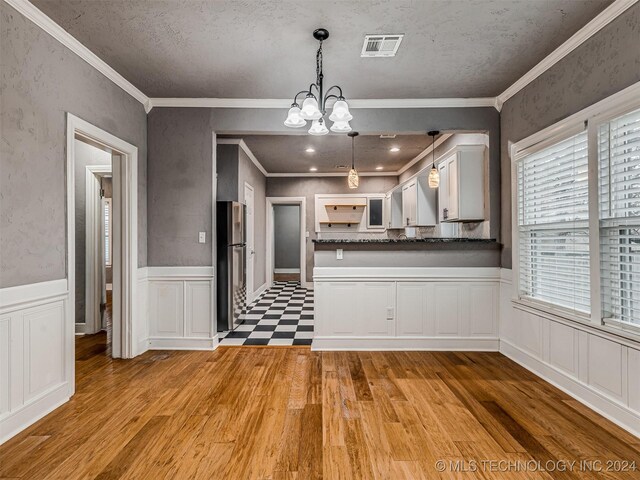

{"left": 324, "top": 85, "right": 344, "bottom": 99}
{"left": 292, "top": 90, "right": 310, "bottom": 105}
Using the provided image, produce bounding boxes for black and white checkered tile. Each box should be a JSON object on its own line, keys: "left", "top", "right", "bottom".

{"left": 218, "top": 282, "right": 314, "bottom": 346}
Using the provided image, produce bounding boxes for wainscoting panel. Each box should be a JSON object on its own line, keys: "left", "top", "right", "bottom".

{"left": 313, "top": 267, "right": 500, "bottom": 351}
{"left": 0, "top": 279, "right": 70, "bottom": 444}
{"left": 499, "top": 269, "right": 640, "bottom": 437}
{"left": 146, "top": 267, "right": 217, "bottom": 350}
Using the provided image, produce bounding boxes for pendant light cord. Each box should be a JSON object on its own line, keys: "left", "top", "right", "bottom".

{"left": 431, "top": 134, "right": 436, "bottom": 168}
{"left": 351, "top": 134, "right": 355, "bottom": 169}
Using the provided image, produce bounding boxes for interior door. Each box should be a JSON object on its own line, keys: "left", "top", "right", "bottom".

{"left": 244, "top": 183, "right": 255, "bottom": 301}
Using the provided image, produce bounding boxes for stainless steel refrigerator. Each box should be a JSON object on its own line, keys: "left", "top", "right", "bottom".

{"left": 216, "top": 201, "right": 246, "bottom": 331}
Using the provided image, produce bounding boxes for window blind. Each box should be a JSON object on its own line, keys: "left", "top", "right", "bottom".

{"left": 104, "top": 200, "right": 111, "bottom": 266}
{"left": 517, "top": 131, "right": 591, "bottom": 313}
{"left": 599, "top": 108, "right": 640, "bottom": 326}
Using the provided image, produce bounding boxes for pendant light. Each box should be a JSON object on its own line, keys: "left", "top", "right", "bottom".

{"left": 347, "top": 131, "right": 359, "bottom": 189}
{"left": 427, "top": 130, "right": 440, "bottom": 188}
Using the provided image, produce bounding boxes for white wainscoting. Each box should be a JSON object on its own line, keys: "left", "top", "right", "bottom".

{"left": 0, "top": 279, "right": 71, "bottom": 444}
{"left": 135, "top": 268, "right": 149, "bottom": 356}
{"left": 146, "top": 267, "right": 217, "bottom": 350}
{"left": 499, "top": 269, "right": 640, "bottom": 437}
{"left": 313, "top": 267, "right": 500, "bottom": 351}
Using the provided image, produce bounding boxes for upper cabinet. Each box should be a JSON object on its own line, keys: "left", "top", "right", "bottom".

{"left": 401, "top": 175, "right": 437, "bottom": 227}
{"left": 438, "top": 145, "right": 485, "bottom": 223}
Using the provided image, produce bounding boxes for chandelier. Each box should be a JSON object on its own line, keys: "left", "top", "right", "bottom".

{"left": 284, "top": 28, "right": 352, "bottom": 135}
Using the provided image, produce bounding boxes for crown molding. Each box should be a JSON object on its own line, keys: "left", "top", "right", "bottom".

{"left": 216, "top": 138, "right": 268, "bottom": 176}
{"left": 5, "top": 0, "right": 150, "bottom": 109}
{"left": 148, "top": 97, "right": 498, "bottom": 110}
{"left": 495, "top": 0, "right": 638, "bottom": 111}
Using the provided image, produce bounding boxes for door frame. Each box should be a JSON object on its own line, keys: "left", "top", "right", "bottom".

{"left": 66, "top": 113, "right": 138, "bottom": 386}
{"left": 85, "top": 165, "right": 112, "bottom": 335}
{"left": 266, "top": 197, "right": 307, "bottom": 288}
{"left": 243, "top": 182, "right": 255, "bottom": 302}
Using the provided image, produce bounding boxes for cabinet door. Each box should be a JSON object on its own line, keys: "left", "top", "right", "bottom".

{"left": 402, "top": 182, "right": 417, "bottom": 226}
{"left": 447, "top": 156, "right": 459, "bottom": 220}
{"left": 384, "top": 194, "right": 391, "bottom": 229}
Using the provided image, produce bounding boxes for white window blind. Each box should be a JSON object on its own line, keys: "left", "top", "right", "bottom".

{"left": 104, "top": 199, "right": 112, "bottom": 267}
{"left": 517, "top": 131, "right": 591, "bottom": 314}
{"left": 599, "top": 107, "right": 640, "bottom": 327}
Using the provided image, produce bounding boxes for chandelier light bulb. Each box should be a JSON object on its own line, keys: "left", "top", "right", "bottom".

{"left": 308, "top": 119, "right": 329, "bottom": 136}
{"left": 329, "top": 100, "right": 353, "bottom": 122}
{"left": 330, "top": 120, "right": 352, "bottom": 133}
{"left": 283, "top": 105, "right": 306, "bottom": 128}
{"left": 300, "top": 96, "right": 322, "bottom": 120}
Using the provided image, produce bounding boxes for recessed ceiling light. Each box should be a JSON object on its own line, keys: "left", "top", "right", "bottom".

{"left": 305, "top": 147, "right": 315, "bottom": 153}
{"left": 376, "top": 166, "right": 383, "bottom": 170}
{"left": 390, "top": 147, "right": 400, "bottom": 152}
{"left": 309, "top": 167, "right": 318, "bottom": 172}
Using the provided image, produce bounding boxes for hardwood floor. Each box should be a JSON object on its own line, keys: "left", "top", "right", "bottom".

{"left": 1, "top": 342, "right": 639, "bottom": 479}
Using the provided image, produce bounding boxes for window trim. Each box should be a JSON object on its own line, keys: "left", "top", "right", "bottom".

{"left": 510, "top": 82, "right": 640, "bottom": 340}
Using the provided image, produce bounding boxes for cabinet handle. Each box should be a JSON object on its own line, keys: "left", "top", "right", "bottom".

{"left": 443, "top": 208, "right": 448, "bottom": 220}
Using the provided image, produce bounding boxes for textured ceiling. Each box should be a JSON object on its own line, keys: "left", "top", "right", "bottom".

{"left": 222, "top": 133, "right": 442, "bottom": 173}
{"left": 31, "top": 0, "right": 612, "bottom": 98}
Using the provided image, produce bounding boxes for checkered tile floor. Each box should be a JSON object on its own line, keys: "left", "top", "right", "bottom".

{"left": 218, "top": 282, "right": 314, "bottom": 346}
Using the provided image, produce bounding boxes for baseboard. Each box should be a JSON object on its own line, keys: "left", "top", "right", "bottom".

{"left": 75, "top": 323, "right": 85, "bottom": 335}
{"left": 500, "top": 339, "right": 640, "bottom": 438}
{"left": 0, "top": 382, "right": 69, "bottom": 445}
{"left": 274, "top": 268, "right": 300, "bottom": 274}
{"left": 136, "top": 338, "right": 149, "bottom": 356}
{"left": 302, "top": 281, "right": 314, "bottom": 290}
{"left": 148, "top": 336, "right": 218, "bottom": 351}
{"left": 249, "top": 282, "right": 268, "bottom": 303}
{"left": 311, "top": 336, "right": 499, "bottom": 351}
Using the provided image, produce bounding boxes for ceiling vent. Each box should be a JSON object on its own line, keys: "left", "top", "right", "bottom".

{"left": 361, "top": 34, "right": 404, "bottom": 57}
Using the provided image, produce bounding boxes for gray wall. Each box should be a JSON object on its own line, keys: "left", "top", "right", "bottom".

{"left": 274, "top": 205, "right": 301, "bottom": 270}
{"left": 500, "top": 4, "right": 640, "bottom": 268}
{"left": 216, "top": 144, "right": 239, "bottom": 201}
{"left": 74, "top": 140, "right": 111, "bottom": 324}
{"left": 238, "top": 148, "right": 267, "bottom": 290}
{"left": 0, "top": 3, "right": 148, "bottom": 288}
{"left": 266, "top": 176, "right": 399, "bottom": 282}
{"left": 147, "top": 108, "right": 213, "bottom": 266}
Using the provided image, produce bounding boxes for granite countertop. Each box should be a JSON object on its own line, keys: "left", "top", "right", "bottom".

{"left": 312, "top": 238, "right": 498, "bottom": 244}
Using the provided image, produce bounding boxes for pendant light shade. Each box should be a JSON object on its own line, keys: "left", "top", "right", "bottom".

{"left": 284, "top": 105, "right": 306, "bottom": 128}
{"left": 308, "top": 118, "right": 329, "bottom": 136}
{"left": 348, "top": 131, "right": 359, "bottom": 189}
{"left": 427, "top": 130, "right": 440, "bottom": 189}
{"left": 300, "top": 96, "right": 322, "bottom": 120}
{"left": 330, "top": 120, "right": 352, "bottom": 133}
{"left": 329, "top": 99, "right": 353, "bottom": 122}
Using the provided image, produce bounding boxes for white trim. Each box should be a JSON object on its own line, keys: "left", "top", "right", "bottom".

{"left": 85, "top": 165, "right": 112, "bottom": 335}
{"left": 252, "top": 282, "right": 268, "bottom": 300}
{"left": 312, "top": 337, "right": 499, "bottom": 351}
{"left": 4, "top": 0, "right": 150, "bottom": 109}
{"left": 500, "top": 339, "right": 640, "bottom": 438}
{"left": 0, "top": 278, "right": 67, "bottom": 310}
{"left": 274, "top": 268, "right": 301, "bottom": 274}
{"left": 244, "top": 181, "right": 255, "bottom": 302}
{"left": 496, "top": 0, "right": 638, "bottom": 109}
{"left": 313, "top": 266, "right": 501, "bottom": 282}
{"left": 148, "top": 336, "right": 218, "bottom": 351}
{"left": 75, "top": 323, "right": 85, "bottom": 335}
{"left": 146, "top": 266, "right": 214, "bottom": 279}
{"left": 266, "top": 171, "right": 396, "bottom": 178}
{"left": 67, "top": 113, "right": 138, "bottom": 369}
{"left": 0, "top": 382, "right": 70, "bottom": 445}
{"left": 217, "top": 138, "right": 268, "bottom": 176}
{"left": 266, "top": 197, "right": 307, "bottom": 289}
{"left": 148, "top": 97, "right": 497, "bottom": 110}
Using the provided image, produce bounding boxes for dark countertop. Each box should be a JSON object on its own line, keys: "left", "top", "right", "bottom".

{"left": 312, "top": 238, "right": 499, "bottom": 244}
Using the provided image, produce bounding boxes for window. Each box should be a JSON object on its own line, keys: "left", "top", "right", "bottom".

{"left": 104, "top": 198, "right": 112, "bottom": 266}
{"left": 599, "top": 108, "right": 640, "bottom": 327}
{"left": 517, "top": 131, "right": 591, "bottom": 314}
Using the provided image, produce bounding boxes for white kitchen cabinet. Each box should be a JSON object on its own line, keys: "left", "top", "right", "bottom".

{"left": 438, "top": 145, "right": 485, "bottom": 222}
{"left": 400, "top": 175, "right": 436, "bottom": 227}
{"left": 385, "top": 189, "right": 404, "bottom": 229}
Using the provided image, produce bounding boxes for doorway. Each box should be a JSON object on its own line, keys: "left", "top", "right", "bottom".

{"left": 273, "top": 205, "right": 301, "bottom": 282}
{"left": 266, "top": 197, "right": 307, "bottom": 288}
{"left": 66, "top": 114, "right": 139, "bottom": 395}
